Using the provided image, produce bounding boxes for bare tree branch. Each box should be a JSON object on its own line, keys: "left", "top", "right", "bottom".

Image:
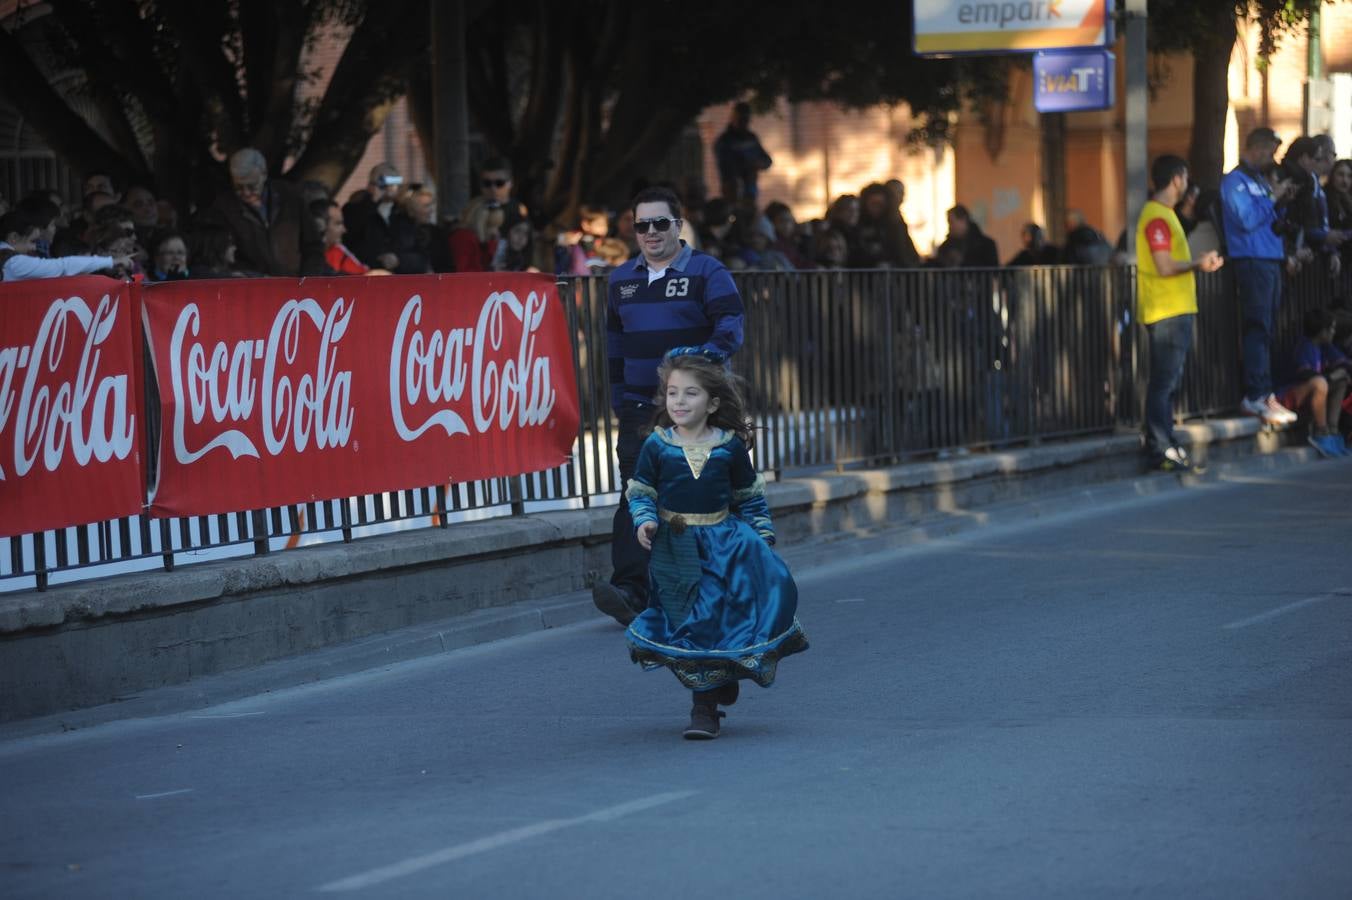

{"left": 47, "top": 0, "right": 179, "bottom": 125}
{"left": 514, "top": 2, "right": 566, "bottom": 157}
{"left": 465, "top": 19, "right": 514, "bottom": 154}
{"left": 0, "top": 25, "right": 150, "bottom": 187}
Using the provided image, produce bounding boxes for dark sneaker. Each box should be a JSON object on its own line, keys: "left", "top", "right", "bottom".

{"left": 1151, "top": 446, "right": 1193, "bottom": 473}
{"left": 1171, "top": 445, "right": 1206, "bottom": 473}
{"left": 683, "top": 702, "right": 725, "bottom": 740}
{"left": 592, "top": 583, "right": 639, "bottom": 626}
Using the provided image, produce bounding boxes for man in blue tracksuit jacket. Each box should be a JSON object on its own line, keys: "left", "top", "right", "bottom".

{"left": 591, "top": 185, "right": 745, "bottom": 626}
{"left": 1220, "top": 126, "right": 1300, "bottom": 424}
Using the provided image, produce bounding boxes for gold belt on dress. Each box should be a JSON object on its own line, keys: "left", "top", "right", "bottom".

{"left": 658, "top": 507, "right": 729, "bottom": 527}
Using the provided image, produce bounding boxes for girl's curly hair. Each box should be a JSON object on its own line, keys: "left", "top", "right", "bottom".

{"left": 650, "top": 353, "right": 755, "bottom": 450}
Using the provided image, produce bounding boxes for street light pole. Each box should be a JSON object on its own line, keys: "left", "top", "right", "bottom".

{"left": 1124, "top": 0, "right": 1148, "bottom": 256}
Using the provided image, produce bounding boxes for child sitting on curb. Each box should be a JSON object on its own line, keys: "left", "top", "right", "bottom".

{"left": 1275, "top": 308, "right": 1351, "bottom": 457}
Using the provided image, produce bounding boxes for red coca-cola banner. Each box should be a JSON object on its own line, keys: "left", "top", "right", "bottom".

{"left": 142, "top": 273, "right": 579, "bottom": 517}
{"left": 0, "top": 277, "right": 144, "bottom": 538}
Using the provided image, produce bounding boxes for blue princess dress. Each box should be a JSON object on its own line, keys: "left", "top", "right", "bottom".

{"left": 624, "top": 427, "right": 808, "bottom": 690}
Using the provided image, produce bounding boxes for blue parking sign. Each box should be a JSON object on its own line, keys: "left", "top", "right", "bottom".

{"left": 1034, "top": 49, "right": 1115, "bottom": 113}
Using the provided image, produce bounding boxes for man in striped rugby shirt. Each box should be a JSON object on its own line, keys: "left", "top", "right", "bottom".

{"left": 592, "top": 186, "right": 746, "bottom": 625}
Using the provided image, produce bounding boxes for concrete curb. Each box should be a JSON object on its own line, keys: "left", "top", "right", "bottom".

{"left": 0, "top": 419, "right": 1266, "bottom": 635}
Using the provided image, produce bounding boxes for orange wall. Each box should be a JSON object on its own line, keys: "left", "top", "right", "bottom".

{"left": 949, "top": 9, "right": 1338, "bottom": 258}
{"left": 697, "top": 99, "right": 956, "bottom": 254}
{"left": 952, "top": 39, "right": 1204, "bottom": 255}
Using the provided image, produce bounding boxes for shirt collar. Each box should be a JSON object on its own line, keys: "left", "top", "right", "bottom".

{"left": 1236, "top": 161, "right": 1272, "bottom": 193}
{"left": 633, "top": 240, "right": 692, "bottom": 273}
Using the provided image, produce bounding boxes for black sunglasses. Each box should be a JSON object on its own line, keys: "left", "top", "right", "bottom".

{"left": 634, "top": 217, "right": 677, "bottom": 234}
{"left": 481, "top": 178, "right": 509, "bottom": 188}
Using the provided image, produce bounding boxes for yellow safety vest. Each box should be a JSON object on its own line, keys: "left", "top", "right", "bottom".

{"left": 1135, "top": 200, "right": 1196, "bottom": 325}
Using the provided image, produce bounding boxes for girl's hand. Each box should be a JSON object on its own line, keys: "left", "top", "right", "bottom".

{"left": 636, "top": 521, "right": 657, "bottom": 550}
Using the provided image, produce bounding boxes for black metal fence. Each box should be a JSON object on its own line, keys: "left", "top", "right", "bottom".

{"left": 4, "top": 263, "right": 1348, "bottom": 592}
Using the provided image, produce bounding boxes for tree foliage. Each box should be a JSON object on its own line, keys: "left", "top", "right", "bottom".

{"left": 0, "top": 0, "right": 428, "bottom": 211}
{"left": 407, "top": 0, "right": 1012, "bottom": 224}
{"left": 1145, "top": 0, "right": 1334, "bottom": 189}
{"left": 1, "top": 0, "right": 1105, "bottom": 222}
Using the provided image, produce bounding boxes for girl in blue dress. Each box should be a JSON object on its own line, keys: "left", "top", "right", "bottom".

{"left": 625, "top": 350, "right": 808, "bottom": 739}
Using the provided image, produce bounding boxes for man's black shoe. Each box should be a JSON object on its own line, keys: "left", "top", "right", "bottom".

{"left": 592, "top": 582, "right": 640, "bottom": 626}
{"left": 1149, "top": 446, "right": 1194, "bottom": 474}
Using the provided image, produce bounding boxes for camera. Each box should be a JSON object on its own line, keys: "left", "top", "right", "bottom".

{"left": 379, "top": 175, "right": 403, "bottom": 187}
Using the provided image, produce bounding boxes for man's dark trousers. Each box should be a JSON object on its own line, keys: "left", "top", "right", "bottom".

{"left": 608, "top": 400, "right": 653, "bottom": 603}
{"left": 1233, "top": 258, "right": 1283, "bottom": 401}
{"left": 1143, "top": 313, "right": 1195, "bottom": 462}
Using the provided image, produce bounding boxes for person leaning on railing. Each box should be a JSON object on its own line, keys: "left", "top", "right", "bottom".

{"left": 1137, "top": 155, "right": 1225, "bottom": 473}
{"left": 0, "top": 209, "right": 131, "bottom": 282}
{"left": 1221, "top": 127, "right": 1302, "bottom": 426}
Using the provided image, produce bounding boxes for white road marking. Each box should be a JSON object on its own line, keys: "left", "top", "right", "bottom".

{"left": 135, "top": 788, "right": 194, "bottom": 800}
{"left": 1222, "top": 590, "right": 1349, "bottom": 630}
{"left": 316, "top": 790, "right": 696, "bottom": 893}
{"left": 188, "top": 712, "right": 267, "bottom": 719}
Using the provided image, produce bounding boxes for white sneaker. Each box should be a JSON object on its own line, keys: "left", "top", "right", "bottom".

{"left": 1264, "top": 394, "right": 1298, "bottom": 424}
{"left": 1240, "top": 396, "right": 1270, "bottom": 419}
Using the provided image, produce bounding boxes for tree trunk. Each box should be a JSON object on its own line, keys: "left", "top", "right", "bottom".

{"left": 239, "top": 0, "right": 310, "bottom": 166}
{"left": 1041, "top": 112, "right": 1067, "bottom": 244}
{"left": 406, "top": 67, "right": 437, "bottom": 183}
{"left": 286, "top": 0, "right": 430, "bottom": 190}
{"left": 156, "top": 1, "right": 249, "bottom": 151}
{"left": 1187, "top": 10, "right": 1238, "bottom": 191}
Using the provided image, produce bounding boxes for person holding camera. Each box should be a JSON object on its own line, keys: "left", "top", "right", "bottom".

{"left": 1221, "top": 127, "right": 1301, "bottom": 425}
{"left": 342, "top": 163, "right": 428, "bottom": 274}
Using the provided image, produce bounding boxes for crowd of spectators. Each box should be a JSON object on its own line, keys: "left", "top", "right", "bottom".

{"left": 0, "top": 158, "right": 1016, "bottom": 284}
{"left": 3, "top": 120, "right": 1350, "bottom": 459}
{"left": 1, "top": 129, "right": 1348, "bottom": 304}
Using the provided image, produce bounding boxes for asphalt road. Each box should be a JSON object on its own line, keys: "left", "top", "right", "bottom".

{"left": 3, "top": 461, "right": 1351, "bottom": 899}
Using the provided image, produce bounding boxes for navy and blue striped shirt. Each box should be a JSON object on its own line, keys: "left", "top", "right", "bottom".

{"left": 606, "top": 242, "right": 745, "bottom": 413}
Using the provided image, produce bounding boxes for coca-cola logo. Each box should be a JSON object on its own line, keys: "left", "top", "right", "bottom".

{"left": 0, "top": 293, "right": 136, "bottom": 481}
{"left": 166, "top": 297, "right": 355, "bottom": 464}
{"left": 390, "top": 289, "right": 557, "bottom": 441}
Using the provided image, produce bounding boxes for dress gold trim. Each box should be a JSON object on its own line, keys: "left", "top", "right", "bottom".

{"left": 658, "top": 507, "right": 729, "bottom": 526}
{"left": 658, "top": 427, "right": 731, "bottom": 480}
{"left": 681, "top": 443, "right": 711, "bottom": 479}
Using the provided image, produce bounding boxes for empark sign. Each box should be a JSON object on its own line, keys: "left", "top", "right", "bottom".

{"left": 914, "top": 0, "right": 1114, "bottom": 57}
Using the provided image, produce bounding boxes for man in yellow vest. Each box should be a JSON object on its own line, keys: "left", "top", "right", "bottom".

{"left": 1137, "top": 155, "right": 1225, "bottom": 472}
